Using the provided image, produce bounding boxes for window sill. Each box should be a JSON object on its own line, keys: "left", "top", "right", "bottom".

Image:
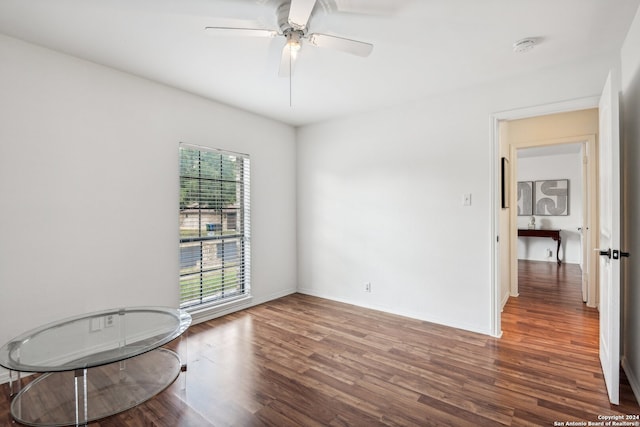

{"left": 186, "top": 294, "right": 253, "bottom": 324}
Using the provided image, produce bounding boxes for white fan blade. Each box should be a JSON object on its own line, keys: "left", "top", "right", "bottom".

{"left": 204, "top": 27, "right": 278, "bottom": 38}
{"left": 278, "top": 43, "right": 299, "bottom": 77}
{"left": 288, "top": 0, "right": 316, "bottom": 29}
{"left": 308, "top": 33, "right": 373, "bottom": 57}
{"left": 330, "top": 0, "right": 411, "bottom": 16}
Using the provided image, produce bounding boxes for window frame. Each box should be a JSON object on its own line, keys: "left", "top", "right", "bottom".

{"left": 178, "top": 143, "right": 251, "bottom": 312}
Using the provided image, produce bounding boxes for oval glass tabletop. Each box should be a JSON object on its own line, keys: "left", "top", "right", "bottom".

{"left": 0, "top": 307, "right": 191, "bottom": 372}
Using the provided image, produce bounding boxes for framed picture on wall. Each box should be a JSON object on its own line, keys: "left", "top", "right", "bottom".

{"left": 517, "top": 181, "right": 533, "bottom": 216}
{"left": 534, "top": 179, "right": 569, "bottom": 215}
{"left": 501, "top": 157, "right": 509, "bottom": 208}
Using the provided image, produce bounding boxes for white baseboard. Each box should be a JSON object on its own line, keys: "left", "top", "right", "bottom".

{"left": 518, "top": 258, "right": 581, "bottom": 264}
{"left": 0, "top": 369, "right": 34, "bottom": 386}
{"left": 297, "top": 287, "right": 493, "bottom": 336}
{"left": 622, "top": 356, "right": 640, "bottom": 405}
{"left": 501, "top": 292, "right": 510, "bottom": 311}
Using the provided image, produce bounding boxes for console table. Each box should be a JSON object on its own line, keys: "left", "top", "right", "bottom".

{"left": 0, "top": 307, "right": 191, "bottom": 426}
{"left": 518, "top": 229, "right": 562, "bottom": 265}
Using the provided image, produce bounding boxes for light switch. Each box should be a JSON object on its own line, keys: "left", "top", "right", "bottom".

{"left": 463, "top": 193, "right": 472, "bottom": 206}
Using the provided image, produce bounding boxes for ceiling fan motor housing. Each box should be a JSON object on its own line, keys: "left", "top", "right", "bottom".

{"left": 278, "top": 2, "right": 306, "bottom": 51}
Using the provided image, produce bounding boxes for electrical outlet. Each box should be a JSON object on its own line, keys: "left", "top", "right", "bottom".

{"left": 463, "top": 193, "right": 472, "bottom": 206}
{"left": 364, "top": 282, "right": 371, "bottom": 293}
{"left": 546, "top": 248, "right": 553, "bottom": 257}
{"left": 105, "top": 315, "right": 115, "bottom": 328}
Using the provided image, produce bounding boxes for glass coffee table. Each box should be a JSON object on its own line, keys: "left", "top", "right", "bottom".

{"left": 0, "top": 307, "right": 191, "bottom": 426}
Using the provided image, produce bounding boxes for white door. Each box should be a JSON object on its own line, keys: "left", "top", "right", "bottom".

{"left": 598, "top": 71, "right": 621, "bottom": 405}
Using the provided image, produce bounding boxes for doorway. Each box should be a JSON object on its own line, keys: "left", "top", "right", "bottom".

{"left": 490, "top": 97, "right": 600, "bottom": 337}
{"left": 513, "top": 140, "right": 595, "bottom": 305}
{"left": 494, "top": 77, "right": 625, "bottom": 406}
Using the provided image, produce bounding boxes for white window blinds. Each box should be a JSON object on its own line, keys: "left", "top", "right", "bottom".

{"left": 179, "top": 144, "right": 250, "bottom": 309}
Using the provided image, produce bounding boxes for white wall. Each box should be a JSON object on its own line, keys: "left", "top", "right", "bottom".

{"left": 621, "top": 4, "right": 640, "bottom": 405}
{"left": 297, "top": 53, "right": 615, "bottom": 335}
{"left": 516, "top": 152, "right": 583, "bottom": 264}
{"left": 0, "top": 35, "right": 297, "bottom": 379}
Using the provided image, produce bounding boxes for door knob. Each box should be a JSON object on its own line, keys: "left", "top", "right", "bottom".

{"left": 595, "top": 248, "right": 611, "bottom": 258}
{"left": 615, "top": 250, "right": 631, "bottom": 258}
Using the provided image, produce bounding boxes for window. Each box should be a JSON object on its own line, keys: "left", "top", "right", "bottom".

{"left": 179, "top": 144, "right": 250, "bottom": 309}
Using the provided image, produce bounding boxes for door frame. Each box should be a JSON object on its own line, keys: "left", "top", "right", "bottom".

{"left": 508, "top": 136, "right": 597, "bottom": 302}
{"left": 490, "top": 96, "right": 599, "bottom": 337}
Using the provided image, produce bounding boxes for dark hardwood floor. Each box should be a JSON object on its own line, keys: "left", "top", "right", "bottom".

{"left": 1, "top": 260, "right": 638, "bottom": 426}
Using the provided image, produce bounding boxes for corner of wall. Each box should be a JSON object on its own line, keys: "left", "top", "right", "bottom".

{"left": 622, "top": 356, "right": 640, "bottom": 406}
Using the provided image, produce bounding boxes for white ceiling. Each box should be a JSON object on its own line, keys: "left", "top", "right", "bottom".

{"left": 1, "top": 0, "right": 638, "bottom": 126}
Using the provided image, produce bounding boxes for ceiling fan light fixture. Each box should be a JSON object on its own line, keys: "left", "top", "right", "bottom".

{"left": 287, "top": 38, "right": 301, "bottom": 52}
{"left": 513, "top": 38, "right": 537, "bottom": 53}
{"left": 285, "top": 30, "right": 303, "bottom": 54}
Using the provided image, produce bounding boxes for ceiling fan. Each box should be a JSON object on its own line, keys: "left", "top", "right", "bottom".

{"left": 204, "top": 0, "right": 374, "bottom": 77}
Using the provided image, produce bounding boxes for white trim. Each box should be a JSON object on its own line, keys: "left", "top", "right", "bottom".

{"left": 0, "top": 369, "right": 34, "bottom": 386}
{"left": 501, "top": 291, "right": 510, "bottom": 311}
{"left": 490, "top": 114, "right": 501, "bottom": 337}
{"left": 493, "top": 96, "right": 600, "bottom": 121}
{"left": 188, "top": 294, "right": 253, "bottom": 324}
{"left": 179, "top": 141, "right": 250, "bottom": 158}
{"left": 490, "top": 96, "right": 600, "bottom": 340}
{"left": 297, "top": 287, "right": 494, "bottom": 336}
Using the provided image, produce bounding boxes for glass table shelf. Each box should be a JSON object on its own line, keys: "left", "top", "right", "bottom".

{"left": 0, "top": 307, "right": 191, "bottom": 426}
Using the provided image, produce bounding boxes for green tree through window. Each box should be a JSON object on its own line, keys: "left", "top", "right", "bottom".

{"left": 179, "top": 149, "right": 237, "bottom": 210}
